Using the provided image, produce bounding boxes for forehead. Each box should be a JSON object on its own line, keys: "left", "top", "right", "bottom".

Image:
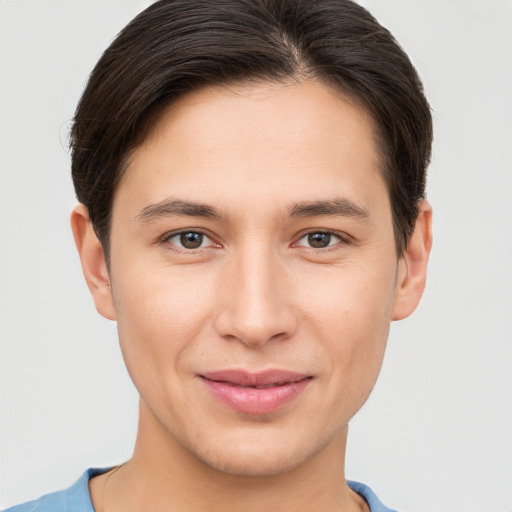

{"left": 117, "top": 80, "right": 387, "bottom": 216}
{"left": 142, "top": 80, "right": 377, "bottom": 161}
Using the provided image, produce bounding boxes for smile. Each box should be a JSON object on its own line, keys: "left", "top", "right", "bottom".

{"left": 199, "top": 370, "right": 312, "bottom": 415}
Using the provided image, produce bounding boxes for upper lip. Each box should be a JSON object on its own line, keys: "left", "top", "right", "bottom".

{"left": 200, "top": 369, "right": 311, "bottom": 387}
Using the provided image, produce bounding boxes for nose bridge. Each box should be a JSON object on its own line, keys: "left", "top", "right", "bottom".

{"left": 215, "top": 240, "right": 295, "bottom": 346}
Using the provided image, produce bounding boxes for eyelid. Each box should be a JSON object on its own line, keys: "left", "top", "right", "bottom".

{"left": 292, "top": 229, "right": 353, "bottom": 250}
{"left": 158, "top": 228, "right": 353, "bottom": 252}
{"left": 159, "top": 228, "right": 221, "bottom": 251}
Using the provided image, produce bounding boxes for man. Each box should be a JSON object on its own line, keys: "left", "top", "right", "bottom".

{"left": 5, "top": 0, "right": 432, "bottom": 510}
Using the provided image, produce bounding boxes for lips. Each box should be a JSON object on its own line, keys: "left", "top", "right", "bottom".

{"left": 200, "top": 370, "right": 312, "bottom": 414}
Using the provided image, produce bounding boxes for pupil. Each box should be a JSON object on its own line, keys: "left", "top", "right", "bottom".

{"left": 180, "top": 232, "right": 203, "bottom": 249}
{"left": 308, "top": 233, "right": 330, "bottom": 248}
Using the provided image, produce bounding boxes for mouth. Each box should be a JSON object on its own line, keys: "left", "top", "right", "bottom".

{"left": 199, "top": 369, "right": 313, "bottom": 415}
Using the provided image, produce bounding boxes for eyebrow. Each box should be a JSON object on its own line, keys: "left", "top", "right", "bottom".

{"left": 135, "top": 196, "right": 370, "bottom": 223}
{"left": 135, "top": 198, "right": 223, "bottom": 222}
{"left": 289, "top": 198, "right": 370, "bottom": 219}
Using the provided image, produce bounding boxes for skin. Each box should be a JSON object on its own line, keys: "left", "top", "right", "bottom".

{"left": 72, "top": 80, "right": 432, "bottom": 512}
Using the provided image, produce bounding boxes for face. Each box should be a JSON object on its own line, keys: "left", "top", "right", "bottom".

{"left": 81, "top": 80, "right": 423, "bottom": 476}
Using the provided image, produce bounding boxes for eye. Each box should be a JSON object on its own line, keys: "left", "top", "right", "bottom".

{"left": 296, "top": 231, "right": 342, "bottom": 249}
{"left": 164, "top": 231, "right": 217, "bottom": 250}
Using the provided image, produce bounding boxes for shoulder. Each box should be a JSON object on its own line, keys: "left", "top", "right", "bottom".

{"left": 348, "top": 480, "right": 399, "bottom": 512}
{"left": 3, "top": 468, "right": 109, "bottom": 512}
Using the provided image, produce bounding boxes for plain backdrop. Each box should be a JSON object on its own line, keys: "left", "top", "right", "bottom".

{"left": 1, "top": 1, "right": 511, "bottom": 511}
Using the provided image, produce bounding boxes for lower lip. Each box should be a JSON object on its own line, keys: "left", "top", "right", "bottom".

{"left": 201, "top": 377, "right": 311, "bottom": 414}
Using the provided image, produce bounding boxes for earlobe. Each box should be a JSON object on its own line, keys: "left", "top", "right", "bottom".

{"left": 70, "top": 204, "right": 117, "bottom": 321}
{"left": 392, "top": 200, "right": 433, "bottom": 321}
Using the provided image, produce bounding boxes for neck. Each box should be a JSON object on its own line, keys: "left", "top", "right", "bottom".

{"left": 92, "top": 400, "right": 367, "bottom": 512}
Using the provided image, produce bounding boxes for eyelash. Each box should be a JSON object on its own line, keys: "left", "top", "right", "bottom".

{"left": 293, "top": 230, "right": 351, "bottom": 252}
{"left": 159, "top": 229, "right": 219, "bottom": 253}
{"left": 159, "top": 229, "right": 352, "bottom": 253}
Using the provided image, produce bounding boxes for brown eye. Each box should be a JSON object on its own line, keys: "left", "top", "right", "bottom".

{"left": 165, "top": 230, "right": 216, "bottom": 250}
{"left": 307, "top": 232, "right": 332, "bottom": 248}
{"left": 295, "top": 231, "right": 342, "bottom": 250}
{"left": 179, "top": 232, "right": 204, "bottom": 249}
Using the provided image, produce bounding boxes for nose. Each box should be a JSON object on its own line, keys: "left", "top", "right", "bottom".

{"left": 213, "top": 246, "right": 298, "bottom": 348}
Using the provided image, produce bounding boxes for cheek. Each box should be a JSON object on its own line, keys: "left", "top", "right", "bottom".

{"left": 301, "top": 262, "right": 396, "bottom": 384}
{"left": 112, "top": 266, "right": 216, "bottom": 385}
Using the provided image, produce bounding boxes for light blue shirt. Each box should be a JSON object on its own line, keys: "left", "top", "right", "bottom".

{"left": 4, "top": 468, "right": 398, "bottom": 512}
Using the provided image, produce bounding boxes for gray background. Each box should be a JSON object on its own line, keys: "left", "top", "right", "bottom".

{"left": 1, "top": 1, "right": 511, "bottom": 510}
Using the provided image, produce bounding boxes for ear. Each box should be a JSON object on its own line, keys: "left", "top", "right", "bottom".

{"left": 392, "top": 200, "right": 433, "bottom": 321}
{"left": 70, "top": 204, "right": 117, "bottom": 321}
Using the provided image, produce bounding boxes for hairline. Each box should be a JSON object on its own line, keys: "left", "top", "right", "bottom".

{"left": 98, "top": 75, "right": 405, "bottom": 265}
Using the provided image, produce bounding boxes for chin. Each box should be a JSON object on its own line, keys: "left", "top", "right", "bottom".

{"left": 188, "top": 427, "right": 332, "bottom": 478}
{"left": 199, "top": 448, "right": 306, "bottom": 477}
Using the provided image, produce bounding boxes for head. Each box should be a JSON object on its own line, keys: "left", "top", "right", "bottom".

{"left": 70, "top": 0, "right": 432, "bottom": 477}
